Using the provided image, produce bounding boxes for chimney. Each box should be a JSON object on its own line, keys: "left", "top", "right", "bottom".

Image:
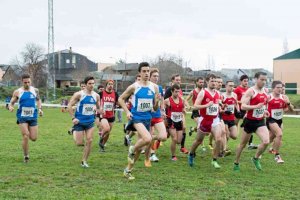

{"left": 69, "top": 47, "right": 72, "bottom": 53}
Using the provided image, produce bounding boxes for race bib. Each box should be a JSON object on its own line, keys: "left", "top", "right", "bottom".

{"left": 137, "top": 98, "right": 153, "bottom": 112}
{"left": 82, "top": 104, "right": 95, "bottom": 115}
{"left": 103, "top": 102, "right": 114, "bottom": 111}
{"left": 206, "top": 104, "right": 219, "bottom": 116}
{"left": 271, "top": 109, "right": 283, "bottom": 120}
{"left": 171, "top": 112, "right": 182, "bottom": 122}
{"left": 225, "top": 105, "right": 234, "bottom": 114}
{"left": 21, "top": 107, "right": 34, "bottom": 117}
{"left": 252, "top": 106, "right": 265, "bottom": 118}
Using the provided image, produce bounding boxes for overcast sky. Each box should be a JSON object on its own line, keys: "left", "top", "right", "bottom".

{"left": 1, "top": 0, "right": 300, "bottom": 71}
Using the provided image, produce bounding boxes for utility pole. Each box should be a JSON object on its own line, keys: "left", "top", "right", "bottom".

{"left": 48, "top": 0, "right": 55, "bottom": 100}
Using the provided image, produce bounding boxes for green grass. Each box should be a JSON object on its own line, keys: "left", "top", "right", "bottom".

{"left": 1, "top": 107, "right": 300, "bottom": 199}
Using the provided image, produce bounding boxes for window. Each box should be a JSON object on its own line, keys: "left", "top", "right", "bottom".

{"left": 72, "top": 55, "right": 76, "bottom": 64}
{"left": 66, "top": 59, "right": 70, "bottom": 64}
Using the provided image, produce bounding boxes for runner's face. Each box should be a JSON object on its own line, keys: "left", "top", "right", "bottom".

{"left": 216, "top": 79, "right": 222, "bottom": 90}
{"left": 256, "top": 75, "right": 267, "bottom": 88}
{"left": 22, "top": 78, "right": 31, "bottom": 89}
{"left": 136, "top": 77, "right": 141, "bottom": 82}
{"left": 197, "top": 79, "right": 204, "bottom": 89}
{"left": 140, "top": 67, "right": 150, "bottom": 81}
{"left": 207, "top": 78, "right": 216, "bottom": 89}
{"left": 81, "top": 84, "right": 86, "bottom": 90}
{"left": 226, "top": 82, "right": 234, "bottom": 93}
{"left": 150, "top": 72, "right": 159, "bottom": 83}
{"left": 173, "top": 76, "right": 181, "bottom": 85}
{"left": 106, "top": 82, "right": 114, "bottom": 91}
{"left": 172, "top": 88, "right": 180, "bottom": 98}
{"left": 86, "top": 79, "right": 95, "bottom": 91}
{"left": 273, "top": 84, "right": 282, "bottom": 95}
{"left": 241, "top": 79, "right": 248, "bottom": 88}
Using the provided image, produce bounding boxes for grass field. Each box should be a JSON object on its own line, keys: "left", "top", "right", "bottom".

{"left": 1, "top": 107, "right": 300, "bottom": 199}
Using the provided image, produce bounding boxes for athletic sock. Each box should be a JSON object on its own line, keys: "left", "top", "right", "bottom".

{"left": 181, "top": 132, "right": 186, "bottom": 148}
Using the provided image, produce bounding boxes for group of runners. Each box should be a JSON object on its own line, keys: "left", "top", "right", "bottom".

{"left": 7, "top": 62, "right": 294, "bottom": 180}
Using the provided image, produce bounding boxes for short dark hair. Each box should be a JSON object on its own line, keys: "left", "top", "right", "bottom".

{"left": 21, "top": 74, "right": 30, "bottom": 80}
{"left": 254, "top": 72, "right": 267, "bottom": 79}
{"left": 83, "top": 76, "right": 94, "bottom": 84}
{"left": 272, "top": 80, "right": 283, "bottom": 89}
{"left": 138, "top": 62, "right": 150, "bottom": 72}
{"left": 80, "top": 81, "right": 85, "bottom": 86}
{"left": 171, "top": 83, "right": 181, "bottom": 92}
{"left": 240, "top": 75, "right": 249, "bottom": 81}
{"left": 205, "top": 74, "right": 217, "bottom": 82}
{"left": 97, "top": 85, "right": 104, "bottom": 89}
{"left": 171, "top": 74, "right": 180, "bottom": 81}
{"left": 195, "top": 77, "right": 204, "bottom": 83}
{"left": 226, "top": 80, "right": 234, "bottom": 85}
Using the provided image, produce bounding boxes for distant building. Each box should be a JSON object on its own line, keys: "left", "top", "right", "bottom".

{"left": 44, "top": 48, "right": 97, "bottom": 88}
{"left": 1, "top": 65, "right": 22, "bottom": 86}
{"left": 273, "top": 48, "right": 300, "bottom": 94}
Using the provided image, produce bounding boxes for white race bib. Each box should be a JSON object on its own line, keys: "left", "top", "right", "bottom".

{"left": 252, "top": 106, "right": 265, "bottom": 118}
{"left": 21, "top": 107, "right": 34, "bottom": 117}
{"left": 103, "top": 102, "right": 114, "bottom": 111}
{"left": 271, "top": 109, "right": 283, "bottom": 120}
{"left": 137, "top": 98, "right": 153, "bottom": 112}
{"left": 82, "top": 104, "right": 95, "bottom": 115}
{"left": 225, "top": 105, "right": 235, "bottom": 114}
{"left": 206, "top": 104, "right": 219, "bottom": 116}
{"left": 171, "top": 112, "right": 182, "bottom": 122}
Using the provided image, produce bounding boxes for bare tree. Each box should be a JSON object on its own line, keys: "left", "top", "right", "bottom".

{"left": 21, "top": 43, "right": 46, "bottom": 87}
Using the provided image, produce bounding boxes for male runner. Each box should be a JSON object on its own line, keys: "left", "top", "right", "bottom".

{"left": 234, "top": 72, "right": 269, "bottom": 171}
{"left": 98, "top": 80, "right": 118, "bottom": 152}
{"left": 119, "top": 62, "right": 159, "bottom": 180}
{"left": 267, "top": 80, "right": 293, "bottom": 163}
{"left": 188, "top": 74, "right": 223, "bottom": 169}
{"left": 164, "top": 74, "right": 189, "bottom": 154}
{"left": 68, "top": 76, "right": 100, "bottom": 168}
{"left": 8, "top": 74, "right": 43, "bottom": 163}
{"left": 234, "top": 75, "right": 258, "bottom": 150}
{"left": 164, "top": 84, "right": 185, "bottom": 161}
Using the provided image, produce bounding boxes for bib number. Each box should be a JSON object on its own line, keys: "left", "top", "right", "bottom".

{"left": 271, "top": 109, "right": 283, "bottom": 120}
{"left": 103, "top": 102, "right": 114, "bottom": 111}
{"left": 82, "top": 104, "right": 95, "bottom": 115}
{"left": 252, "top": 106, "right": 265, "bottom": 118}
{"left": 206, "top": 104, "right": 218, "bottom": 116}
{"left": 137, "top": 99, "right": 153, "bottom": 112}
{"left": 171, "top": 112, "right": 182, "bottom": 122}
{"left": 225, "top": 105, "right": 234, "bottom": 114}
{"left": 21, "top": 107, "right": 34, "bottom": 117}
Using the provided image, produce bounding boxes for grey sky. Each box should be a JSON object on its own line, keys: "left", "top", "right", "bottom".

{"left": 1, "top": 0, "right": 300, "bottom": 71}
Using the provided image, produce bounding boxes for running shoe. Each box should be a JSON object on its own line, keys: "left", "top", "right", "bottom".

{"left": 211, "top": 160, "right": 221, "bottom": 169}
{"left": 99, "top": 138, "right": 105, "bottom": 152}
{"left": 252, "top": 157, "right": 262, "bottom": 170}
{"left": 275, "top": 155, "right": 284, "bottom": 164}
{"left": 150, "top": 154, "right": 159, "bottom": 162}
{"left": 24, "top": 156, "right": 29, "bottom": 163}
{"left": 180, "top": 147, "right": 189, "bottom": 154}
{"left": 81, "top": 161, "right": 89, "bottom": 168}
{"left": 128, "top": 146, "right": 135, "bottom": 164}
{"left": 125, "top": 135, "right": 131, "bottom": 146}
{"left": 233, "top": 163, "right": 240, "bottom": 172}
{"left": 123, "top": 169, "right": 135, "bottom": 180}
{"left": 144, "top": 159, "right": 152, "bottom": 167}
{"left": 208, "top": 144, "right": 214, "bottom": 150}
{"left": 124, "top": 136, "right": 128, "bottom": 146}
{"left": 248, "top": 144, "right": 258, "bottom": 150}
{"left": 141, "top": 149, "right": 145, "bottom": 154}
{"left": 188, "top": 153, "right": 195, "bottom": 167}
{"left": 224, "top": 149, "right": 232, "bottom": 157}
{"left": 171, "top": 156, "right": 178, "bottom": 161}
{"left": 188, "top": 126, "right": 194, "bottom": 136}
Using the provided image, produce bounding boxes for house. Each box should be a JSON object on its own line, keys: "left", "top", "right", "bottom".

{"left": 1, "top": 65, "right": 22, "bottom": 86}
{"left": 0, "top": 65, "right": 10, "bottom": 82}
{"left": 273, "top": 48, "right": 300, "bottom": 94}
{"left": 45, "top": 48, "right": 97, "bottom": 88}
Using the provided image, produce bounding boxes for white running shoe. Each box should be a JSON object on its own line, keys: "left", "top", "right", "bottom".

{"left": 150, "top": 154, "right": 159, "bottom": 162}
{"left": 81, "top": 161, "right": 89, "bottom": 168}
{"left": 275, "top": 155, "right": 284, "bottom": 164}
